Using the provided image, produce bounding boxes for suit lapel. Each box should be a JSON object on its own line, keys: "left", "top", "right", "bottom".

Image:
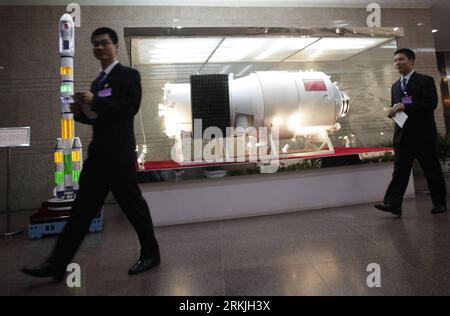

{"left": 92, "top": 63, "right": 122, "bottom": 93}
{"left": 404, "top": 71, "right": 417, "bottom": 94}
{"left": 393, "top": 80, "right": 402, "bottom": 102}
{"left": 104, "top": 63, "right": 121, "bottom": 84}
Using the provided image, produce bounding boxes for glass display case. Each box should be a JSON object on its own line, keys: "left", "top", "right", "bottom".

{"left": 125, "top": 27, "right": 400, "bottom": 170}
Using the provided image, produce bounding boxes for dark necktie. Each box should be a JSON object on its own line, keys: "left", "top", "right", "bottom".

{"left": 401, "top": 77, "right": 407, "bottom": 92}
{"left": 95, "top": 71, "right": 107, "bottom": 90}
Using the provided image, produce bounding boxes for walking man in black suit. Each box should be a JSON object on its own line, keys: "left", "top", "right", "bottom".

{"left": 375, "top": 48, "right": 447, "bottom": 217}
{"left": 22, "top": 27, "right": 160, "bottom": 280}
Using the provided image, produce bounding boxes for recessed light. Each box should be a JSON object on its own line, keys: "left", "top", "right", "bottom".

{"left": 417, "top": 22, "right": 424, "bottom": 26}
{"left": 432, "top": 29, "right": 438, "bottom": 33}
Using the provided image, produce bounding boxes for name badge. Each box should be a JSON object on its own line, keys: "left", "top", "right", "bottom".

{"left": 98, "top": 88, "right": 112, "bottom": 97}
{"left": 402, "top": 96, "right": 412, "bottom": 104}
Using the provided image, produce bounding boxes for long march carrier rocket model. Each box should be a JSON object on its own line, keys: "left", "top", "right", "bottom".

{"left": 28, "top": 13, "right": 103, "bottom": 239}
{"left": 56, "top": 13, "right": 82, "bottom": 199}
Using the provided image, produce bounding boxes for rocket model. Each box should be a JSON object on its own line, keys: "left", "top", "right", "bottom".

{"left": 55, "top": 13, "right": 82, "bottom": 199}
{"left": 28, "top": 13, "right": 103, "bottom": 239}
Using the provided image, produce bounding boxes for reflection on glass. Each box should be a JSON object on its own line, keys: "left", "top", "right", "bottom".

{"left": 131, "top": 32, "right": 397, "bottom": 162}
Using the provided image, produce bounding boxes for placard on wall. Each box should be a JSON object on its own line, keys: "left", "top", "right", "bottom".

{"left": 0, "top": 127, "right": 30, "bottom": 148}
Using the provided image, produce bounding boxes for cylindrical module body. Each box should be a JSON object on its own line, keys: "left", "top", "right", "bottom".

{"left": 161, "top": 71, "right": 349, "bottom": 139}
{"left": 231, "top": 71, "right": 348, "bottom": 139}
{"left": 161, "top": 83, "right": 192, "bottom": 136}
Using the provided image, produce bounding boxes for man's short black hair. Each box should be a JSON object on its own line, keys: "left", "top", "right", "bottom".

{"left": 394, "top": 48, "right": 415, "bottom": 60}
{"left": 91, "top": 27, "right": 119, "bottom": 44}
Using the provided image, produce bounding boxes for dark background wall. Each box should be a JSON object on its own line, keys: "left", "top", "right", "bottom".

{"left": 0, "top": 5, "right": 444, "bottom": 211}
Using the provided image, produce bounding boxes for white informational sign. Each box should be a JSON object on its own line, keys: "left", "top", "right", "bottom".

{"left": 0, "top": 127, "right": 30, "bottom": 147}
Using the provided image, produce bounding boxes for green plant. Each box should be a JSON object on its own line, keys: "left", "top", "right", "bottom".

{"left": 360, "top": 151, "right": 395, "bottom": 164}
{"left": 437, "top": 133, "right": 450, "bottom": 161}
{"left": 278, "top": 159, "right": 321, "bottom": 172}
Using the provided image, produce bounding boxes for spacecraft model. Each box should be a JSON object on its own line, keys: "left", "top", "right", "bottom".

{"left": 28, "top": 13, "right": 103, "bottom": 239}
{"left": 159, "top": 71, "right": 349, "bottom": 163}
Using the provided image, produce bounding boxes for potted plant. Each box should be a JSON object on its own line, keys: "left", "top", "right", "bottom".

{"left": 437, "top": 133, "right": 450, "bottom": 173}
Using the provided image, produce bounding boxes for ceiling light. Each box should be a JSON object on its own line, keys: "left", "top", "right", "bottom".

{"left": 393, "top": 27, "right": 399, "bottom": 32}
{"left": 136, "top": 38, "right": 222, "bottom": 64}
{"left": 254, "top": 46, "right": 281, "bottom": 60}
{"left": 210, "top": 37, "right": 317, "bottom": 63}
{"left": 432, "top": 29, "right": 438, "bottom": 33}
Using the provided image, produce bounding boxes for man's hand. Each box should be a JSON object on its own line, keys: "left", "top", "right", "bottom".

{"left": 393, "top": 103, "right": 405, "bottom": 112}
{"left": 74, "top": 91, "right": 94, "bottom": 105}
{"left": 70, "top": 102, "right": 82, "bottom": 115}
{"left": 387, "top": 103, "right": 406, "bottom": 118}
{"left": 387, "top": 108, "right": 396, "bottom": 118}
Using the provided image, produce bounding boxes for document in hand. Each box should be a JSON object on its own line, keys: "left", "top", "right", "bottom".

{"left": 392, "top": 111, "right": 408, "bottom": 128}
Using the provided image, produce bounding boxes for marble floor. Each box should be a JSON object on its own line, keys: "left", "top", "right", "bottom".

{"left": 1, "top": 183, "right": 449, "bottom": 296}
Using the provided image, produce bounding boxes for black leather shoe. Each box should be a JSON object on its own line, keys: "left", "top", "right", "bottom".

{"left": 21, "top": 261, "right": 66, "bottom": 282}
{"left": 374, "top": 203, "right": 402, "bottom": 216}
{"left": 431, "top": 205, "right": 447, "bottom": 214}
{"left": 128, "top": 255, "right": 161, "bottom": 275}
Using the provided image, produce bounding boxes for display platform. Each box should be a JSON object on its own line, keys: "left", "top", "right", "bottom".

{"left": 28, "top": 202, "right": 103, "bottom": 239}
{"left": 140, "top": 146, "right": 392, "bottom": 171}
{"left": 139, "top": 147, "right": 413, "bottom": 227}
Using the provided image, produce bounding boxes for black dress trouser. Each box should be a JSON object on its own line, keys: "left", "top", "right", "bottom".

{"left": 384, "top": 140, "right": 447, "bottom": 208}
{"left": 49, "top": 158, "right": 159, "bottom": 268}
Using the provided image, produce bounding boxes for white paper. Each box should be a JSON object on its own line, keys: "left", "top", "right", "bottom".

{"left": 81, "top": 103, "right": 98, "bottom": 120}
{"left": 392, "top": 111, "right": 408, "bottom": 128}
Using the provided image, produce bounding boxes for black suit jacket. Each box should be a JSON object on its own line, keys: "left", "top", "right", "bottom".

{"left": 391, "top": 71, "right": 438, "bottom": 145}
{"left": 74, "top": 63, "right": 141, "bottom": 166}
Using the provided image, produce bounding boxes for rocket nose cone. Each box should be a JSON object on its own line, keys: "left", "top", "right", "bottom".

{"left": 60, "top": 13, "right": 73, "bottom": 23}
{"left": 55, "top": 138, "right": 63, "bottom": 149}
{"left": 72, "top": 138, "right": 82, "bottom": 149}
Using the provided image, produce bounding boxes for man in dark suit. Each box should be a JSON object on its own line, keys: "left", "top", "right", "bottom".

{"left": 375, "top": 48, "right": 447, "bottom": 217}
{"left": 22, "top": 27, "right": 160, "bottom": 280}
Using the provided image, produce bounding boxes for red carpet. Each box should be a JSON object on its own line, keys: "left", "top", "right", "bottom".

{"left": 140, "top": 147, "right": 392, "bottom": 171}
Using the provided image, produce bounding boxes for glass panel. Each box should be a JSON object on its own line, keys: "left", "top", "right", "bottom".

{"left": 131, "top": 31, "right": 398, "bottom": 163}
